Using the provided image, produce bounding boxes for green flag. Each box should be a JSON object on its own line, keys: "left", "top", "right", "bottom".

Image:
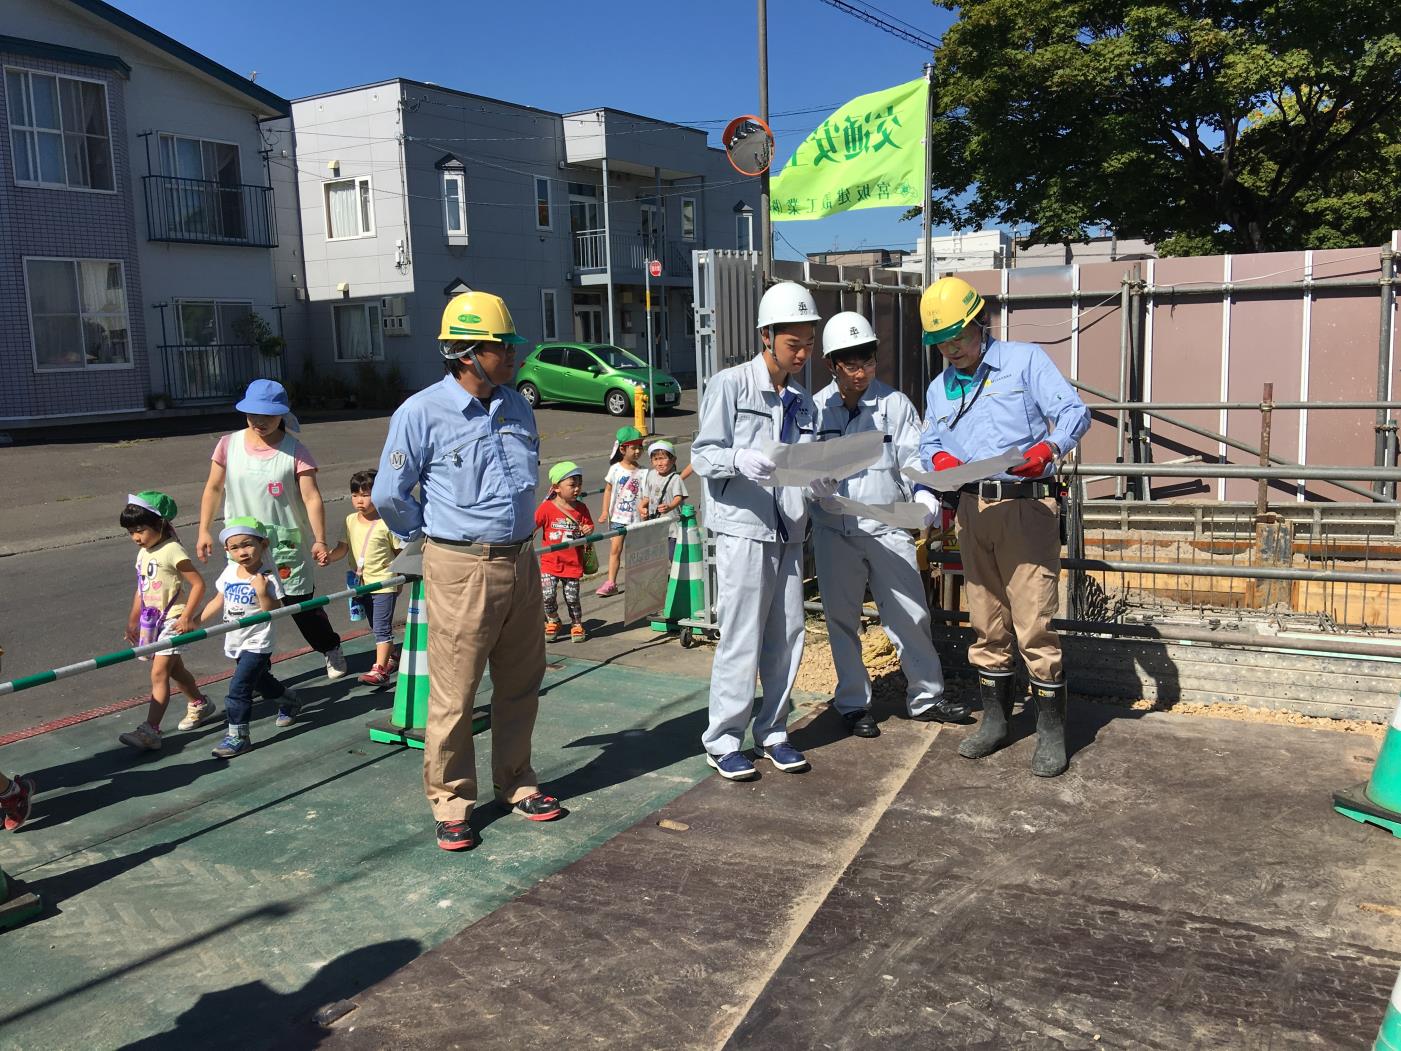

{"left": 769, "top": 77, "right": 926, "bottom": 222}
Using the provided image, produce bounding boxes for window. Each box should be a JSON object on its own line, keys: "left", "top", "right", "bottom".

{"left": 442, "top": 169, "right": 466, "bottom": 238}
{"left": 24, "top": 257, "right": 130, "bottom": 370}
{"left": 541, "top": 289, "right": 558, "bottom": 341}
{"left": 158, "top": 135, "right": 245, "bottom": 240}
{"left": 332, "top": 301, "right": 384, "bottom": 361}
{"left": 535, "top": 176, "right": 552, "bottom": 229}
{"left": 176, "top": 300, "right": 253, "bottom": 346}
{"left": 735, "top": 208, "right": 754, "bottom": 252}
{"left": 6, "top": 68, "right": 114, "bottom": 191}
{"left": 681, "top": 197, "right": 697, "bottom": 241}
{"left": 536, "top": 346, "right": 565, "bottom": 367}
{"left": 324, "top": 177, "right": 374, "bottom": 239}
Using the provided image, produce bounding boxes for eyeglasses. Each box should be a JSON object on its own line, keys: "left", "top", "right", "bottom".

{"left": 834, "top": 356, "right": 877, "bottom": 374}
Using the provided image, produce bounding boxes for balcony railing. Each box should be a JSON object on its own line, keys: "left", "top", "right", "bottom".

{"left": 573, "top": 230, "right": 692, "bottom": 279}
{"left": 160, "top": 343, "right": 283, "bottom": 404}
{"left": 143, "top": 175, "right": 277, "bottom": 247}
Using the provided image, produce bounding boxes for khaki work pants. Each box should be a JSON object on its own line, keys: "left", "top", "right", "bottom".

{"left": 955, "top": 496, "right": 1063, "bottom": 683}
{"left": 422, "top": 540, "right": 546, "bottom": 821}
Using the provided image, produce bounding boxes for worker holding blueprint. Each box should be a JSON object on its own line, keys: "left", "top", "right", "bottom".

{"left": 810, "top": 312, "right": 973, "bottom": 739}
{"left": 917, "top": 276, "right": 1090, "bottom": 778}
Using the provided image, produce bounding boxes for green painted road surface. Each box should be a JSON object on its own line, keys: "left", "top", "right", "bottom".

{"left": 0, "top": 636, "right": 714, "bottom": 1049}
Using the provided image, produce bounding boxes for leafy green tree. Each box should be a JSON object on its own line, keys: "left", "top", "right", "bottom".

{"left": 925, "top": 0, "right": 1401, "bottom": 253}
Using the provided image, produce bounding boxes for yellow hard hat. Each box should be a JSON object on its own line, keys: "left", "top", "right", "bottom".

{"left": 438, "top": 290, "right": 527, "bottom": 348}
{"left": 920, "top": 276, "right": 984, "bottom": 345}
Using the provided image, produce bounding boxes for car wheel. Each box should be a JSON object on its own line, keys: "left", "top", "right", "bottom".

{"left": 604, "top": 388, "right": 631, "bottom": 417}
{"left": 518, "top": 382, "right": 540, "bottom": 408}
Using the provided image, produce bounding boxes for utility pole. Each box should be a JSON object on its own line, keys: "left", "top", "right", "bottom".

{"left": 758, "top": 0, "right": 772, "bottom": 283}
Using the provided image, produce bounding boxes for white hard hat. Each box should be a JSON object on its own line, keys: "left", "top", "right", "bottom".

{"left": 756, "top": 281, "right": 820, "bottom": 330}
{"left": 822, "top": 311, "right": 878, "bottom": 358}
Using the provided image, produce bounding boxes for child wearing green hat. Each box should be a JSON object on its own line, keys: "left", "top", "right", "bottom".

{"left": 596, "top": 425, "right": 645, "bottom": 597}
{"left": 118, "top": 491, "right": 215, "bottom": 752}
{"left": 534, "top": 461, "right": 596, "bottom": 642}
{"left": 199, "top": 516, "right": 300, "bottom": 758}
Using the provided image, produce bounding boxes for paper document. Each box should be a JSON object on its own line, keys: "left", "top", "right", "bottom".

{"left": 901, "top": 450, "right": 1023, "bottom": 491}
{"left": 756, "top": 430, "right": 884, "bottom": 488}
{"left": 822, "top": 495, "right": 930, "bottom": 530}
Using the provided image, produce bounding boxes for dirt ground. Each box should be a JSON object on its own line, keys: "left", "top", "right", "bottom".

{"left": 796, "top": 616, "right": 1386, "bottom": 741}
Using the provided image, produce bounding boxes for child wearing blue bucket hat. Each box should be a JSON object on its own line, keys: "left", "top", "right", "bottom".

{"left": 195, "top": 379, "right": 347, "bottom": 680}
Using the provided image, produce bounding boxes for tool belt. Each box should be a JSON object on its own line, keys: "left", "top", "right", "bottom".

{"left": 959, "top": 479, "right": 1058, "bottom": 501}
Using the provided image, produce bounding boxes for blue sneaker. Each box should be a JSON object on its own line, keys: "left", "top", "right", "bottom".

{"left": 756, "top": 742, "right": 809, "bottom": 772}
{"left": 274, "top": 688, "right": 302, "bottom": 728}
{"left": 706, "top": 750, "right": 758, "bottom": 781}
{"left": 211, "top": 732, "right": 252, "bottom": 759}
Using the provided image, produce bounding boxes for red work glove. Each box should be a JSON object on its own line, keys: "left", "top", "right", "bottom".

{"left": 931, "top": 451, "right": 963, "bottom": 471}
{"left": 1009, "top": 441, "right": 1057, "bottom": 478}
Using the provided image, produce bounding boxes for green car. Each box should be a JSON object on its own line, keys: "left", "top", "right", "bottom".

{"left": 516, "top": 342, "right": 683, "bottom": 417}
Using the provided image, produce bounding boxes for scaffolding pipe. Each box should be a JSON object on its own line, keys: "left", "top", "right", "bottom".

{"left": 923, "top": 550, "right": 1401, "bottom": 586}
{"left": 1083, "top": 398, "right": 1401, "bottom": 412}
{"left": 1060, "top": 462, "right": 1401, "bottom": 481}
{"left": 921, "top": 610, "right": 1401, "bottom": 661}
{"left": 1378, "top": 252, "right": 1397, "bottom": 495}
{"left": 803, "top": 601, "right": 1401, "bottom": 661}
{"left": 1115, "top": 275, "right": 1130, "bottom": 499}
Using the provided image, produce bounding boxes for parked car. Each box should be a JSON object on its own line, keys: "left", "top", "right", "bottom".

{"left": 516, "top": 342, "right": 683, "bottom": 416}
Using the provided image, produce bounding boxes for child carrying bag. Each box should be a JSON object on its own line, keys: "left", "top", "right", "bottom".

{"left": 135, "top": 569, "right": 178, "bottom": 650}
{"left": 346, "top": 520, "right": 378, "bottom": 621}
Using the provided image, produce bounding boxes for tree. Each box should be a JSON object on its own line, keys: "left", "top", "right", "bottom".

{"left": 924, "top": 0, "right": 1401, "bottom": 253}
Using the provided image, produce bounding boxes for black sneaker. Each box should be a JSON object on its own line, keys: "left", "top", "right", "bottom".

{"left": 435, "top": 819, "right": 475, "bottom": 851}
{"left": 841, "top": 709, "right": 880, "bottom": 738}
{"left": 910, "top": 698, "right": 974, "bottom": 724}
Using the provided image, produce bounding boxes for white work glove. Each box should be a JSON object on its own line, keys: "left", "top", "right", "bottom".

{"left": 808, "top": 476, "right": 840, "bottom": 500}
{"left": 734, "top": 449, "right": 776, "bottom": 483}
{"left": 913, "top": 489, "right": 941, "bottom": 529}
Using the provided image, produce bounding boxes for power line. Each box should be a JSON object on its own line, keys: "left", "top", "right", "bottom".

{"left": 816, "top": 0, "right": 940, "bottom": 51}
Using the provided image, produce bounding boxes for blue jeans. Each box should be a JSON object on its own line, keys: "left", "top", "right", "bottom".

{"left": 225, "top": 652, "right": 287, "bottom": 727}
{"left": 369, "top": 592, "right": 398, "bottom": 644}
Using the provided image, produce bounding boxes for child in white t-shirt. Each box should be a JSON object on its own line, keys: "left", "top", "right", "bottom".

{"left": 596, "top": 426, "right": 645, "bottom": 597}
{"left": 117, "top": 490, "right": 214, "bottom": 752}
{"left": 200, "top": 517, "right": 299, "bottom": 759}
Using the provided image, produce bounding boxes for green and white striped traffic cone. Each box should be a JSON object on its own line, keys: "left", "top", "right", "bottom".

{"left": 369, "top": 578, "right": 430, "bottom": 750}
{"left": 1376, "top": 966, "right": 1401, "bottom": 1051}
{"left": 1334, "top": 691, "right": 1401, "bottom": 838}
{"left": 651, "top": 505, "right": 704, "bottom": 643}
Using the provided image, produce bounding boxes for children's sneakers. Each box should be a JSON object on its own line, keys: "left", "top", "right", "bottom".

{"left": 1, "top": 776, "right": 35, "bottom": 832}
{"left": 119, "top": 723, "right": 163, "bottom": 751}
{"left": 274, "top": 689, "right": 302, "bottom": 728}
{"left": 212, "top": 728, "right": 253, "bottom": 759}
{"left": 358, "top": 664, "right": 391, "bottom": 687}
{"left": 177, "top": 696, "right": 221, "bottom": 731}
{"left": 570, "top": 624, "right": 587, "bottom": 643}
{"left": 544, "top": 620, "right": 562, "bottom": 642}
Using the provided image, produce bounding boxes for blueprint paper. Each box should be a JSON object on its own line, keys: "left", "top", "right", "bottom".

{"left": 822, "top": 494, "right": 930, "bottom": 530}
{"left": 756, "top": 430, "right": 884, "bottom": 488}
{"left": 901, "top": 450, "right": 1023, "bottom": 491}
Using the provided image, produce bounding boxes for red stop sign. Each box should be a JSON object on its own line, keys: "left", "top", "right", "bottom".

{"left": 649, "top": 259, "right": 662, "bottom": 278}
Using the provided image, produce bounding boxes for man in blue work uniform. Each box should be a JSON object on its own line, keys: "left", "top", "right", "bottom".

{"left": 373, "top": 290, "right": 564, "bottom": 851}
{"left": 918, "top": 276, "right": 1090, "bottom": 777}
{"left": 692, "top": 282, "right": 838, "bottom": 781}
{"left": 811, "top": 311, "right": 972, "bottom": 738}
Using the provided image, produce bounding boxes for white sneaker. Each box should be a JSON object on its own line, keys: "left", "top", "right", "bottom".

{"left": 119, "top": 723, "right": 163, "bottom": 751}
{"left": 177, "top": 697, "right": 222, "bottom": 731}
{"left": 324, "top": 646, "right": 348, "bottom": 680}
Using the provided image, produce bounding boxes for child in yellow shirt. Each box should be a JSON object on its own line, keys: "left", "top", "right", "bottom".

{"left": 118, "top": 490, "right": 213, "bottom": 751}
{"left": 327, "top": 470, "right": 402, "bottom": 686}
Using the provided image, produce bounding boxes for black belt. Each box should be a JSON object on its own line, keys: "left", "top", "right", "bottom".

{"left": 427, "top": 536, "right": 530, "bottom": 557}
{"left": 959, "top": 480, "right": 1057, "bottom": 500}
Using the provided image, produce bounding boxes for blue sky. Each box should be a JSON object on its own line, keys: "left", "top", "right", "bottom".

{"left": 111, "top": 0, "right": 957, "bottom": 259}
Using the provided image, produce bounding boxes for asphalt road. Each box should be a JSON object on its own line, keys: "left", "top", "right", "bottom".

{"left": 0, "top": 394, "right": 697, "bottom": 736}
